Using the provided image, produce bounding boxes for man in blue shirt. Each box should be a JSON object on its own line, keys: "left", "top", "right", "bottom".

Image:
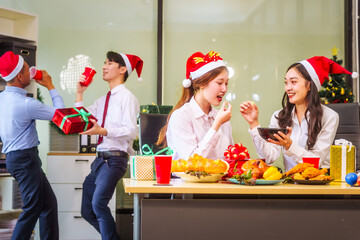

{"left": 0, "top": 51, "right": 64, "bottom": 240}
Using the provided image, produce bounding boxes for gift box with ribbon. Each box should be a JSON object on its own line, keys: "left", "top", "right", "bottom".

{"left": 52, "top": 107, "right": 97, "bottom": 135}
{"left": 130, "top": 145, "right": 172, "bottom": 181}
{"left": 330, "top": 139, "right": 356, "bottom": 181}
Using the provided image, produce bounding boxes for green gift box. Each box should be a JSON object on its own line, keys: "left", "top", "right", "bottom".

{"left": 130, "top": 145, "right": 173, "bottom": 181}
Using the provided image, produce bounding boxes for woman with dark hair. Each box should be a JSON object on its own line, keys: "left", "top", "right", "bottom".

{"left": 240, "top": 56, "right": 357, "bottom": 172}
{"left": 157, "top": 51, "right": 233, "bottom": 160}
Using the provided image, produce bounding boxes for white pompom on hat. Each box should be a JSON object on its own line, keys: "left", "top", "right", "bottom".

{"left": 0, "top": 51, "right": 24, "bottom": 81}
{"left": 183, "top": 50, "right": 226, "bottom": 88}
{"left": 118, "top": 53, "right": 143, "bottom": 81}
{"left": 182, "top": 78, "right": 192, "bottom": 88}
{"left": 299, "top": 56, "right": 358, "bottom": 91}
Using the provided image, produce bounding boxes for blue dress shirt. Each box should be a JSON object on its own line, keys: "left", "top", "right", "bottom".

{"left": 0, "top": 86, "right": 65, "bottom": 153}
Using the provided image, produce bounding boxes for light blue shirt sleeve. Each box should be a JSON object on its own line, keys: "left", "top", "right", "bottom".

{"left": 49, "top": 89, "right": 65, "bottom": 109}
{"left": 27, "top": 89, "right": 65, "bottom": 120}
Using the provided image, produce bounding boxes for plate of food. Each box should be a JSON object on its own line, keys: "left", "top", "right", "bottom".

{"left": 174, "top": 172, "right": 226, "bottom": 183}
{"left": 292, "top": 179, "right": 332, "bottom": 185}
{"left": 172, "top": 155, "right": 230, "bottom": 183}
{"left": 227, "top": 178, "right": 284, "bottom": 185}
{"left": 284, "top": 163, "right": 333, "bottom": 184}
{"left": 258, "top": 128, "right": 288, "bottom": 141}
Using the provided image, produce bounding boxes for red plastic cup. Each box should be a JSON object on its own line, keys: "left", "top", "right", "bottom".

{"left": 154, "top": 155, "right": 172, "bottom": 184}
{"left": 80, "top": 67, "right": 96, "bottom": 87}
{"left": 29, "top": 66, "right": 42, "bottom": 80}
{"left": 302, "top": 156, "right": 320, "bottom": 169}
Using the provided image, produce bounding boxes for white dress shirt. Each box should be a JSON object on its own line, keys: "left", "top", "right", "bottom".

{"left": 248, "top": 104, "right": 339, "bottom": 172}
{"left": 75, "top": 84, "right": 139, "bottom": 154}
{"left": 166, "top": 97, "right": 234, "bottom": 160}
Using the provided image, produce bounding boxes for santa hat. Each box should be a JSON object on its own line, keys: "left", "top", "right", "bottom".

{"left": 299, "top": 56, "right": 359, "bottom": 91}
{"left": 118, "top": 53, "right": 143, "bottom": 81}
{"left": 183, "top": 50, "right": 226, "bottom": 88}
{"left": 0, "top": 51, "right": 24, "bottom": 81}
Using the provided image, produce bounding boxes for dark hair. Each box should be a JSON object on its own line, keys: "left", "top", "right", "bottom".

{"left": 106, "top": 51, "right": 129, "bottom": 81}
{"left": 156, "top": 66, "right": 228, "bottom": 147}
{"left": 276, "top": 63, "right": 323, "bottom": 150}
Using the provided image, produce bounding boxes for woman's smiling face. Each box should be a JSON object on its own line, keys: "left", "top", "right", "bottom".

{"left": 284, "top": 67, "right": 311, "bottom": 106}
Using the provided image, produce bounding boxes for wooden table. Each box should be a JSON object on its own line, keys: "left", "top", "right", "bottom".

{"left": 123, "top": 178, "right": 360, "bottom": 240}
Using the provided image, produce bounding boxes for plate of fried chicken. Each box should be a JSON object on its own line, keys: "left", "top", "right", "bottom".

{"left": 285, "top": 163, "right": 332, "bottom": 184}
{"left": 291, "top": 179, "right": 332, "bottom": 185}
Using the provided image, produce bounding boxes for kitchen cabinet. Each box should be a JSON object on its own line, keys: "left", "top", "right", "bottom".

{"left": 0, "top": 6, "right": 38, "bottom": 97}
{"left": 47, "top": 153, "right": 116, "bottom": 240}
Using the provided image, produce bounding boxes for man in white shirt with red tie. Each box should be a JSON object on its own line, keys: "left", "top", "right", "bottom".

{"left": 75, "top": 51, "right": 141, "bottom": 240}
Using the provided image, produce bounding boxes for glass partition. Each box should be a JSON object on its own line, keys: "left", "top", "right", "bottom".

{"left": 163, "top": 0, "right": 344, "bottom": 167}
{"left": 1, "top": 0, "right": 157, "bottom": 166}
{"left": 1, "top": 0, "right": 345, "bottom": 169}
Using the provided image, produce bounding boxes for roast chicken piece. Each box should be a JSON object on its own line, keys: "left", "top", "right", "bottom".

{"left": 301, "top": 167, "right": 327, "bottom": 179}
{"left": 293, "top": 172, "right": 305, "bottom": 180}
{"left": 285, "top": 163, "right": 314, "bottom": 176}
{"left": 309, "top": 174, "right": 332, "bottom": 181}
{"left": 241, "top": 159, "right": 268, "bottom": 178}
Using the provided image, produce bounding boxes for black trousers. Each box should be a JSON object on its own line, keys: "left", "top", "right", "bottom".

{"left": 6, "top": 147, "right": 59, "bottom": 240}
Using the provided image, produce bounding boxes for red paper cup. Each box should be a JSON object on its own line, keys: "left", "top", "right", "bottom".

{"left": 154, "top": 155, "right": 172, "bottom": 184}
{"left": 81, "top": 67, "right": 96, "bottom": 87}
{"left": 302, "top": 156, "right": 320, "bottom": 169}
{"left": 29, "top": 66, "right": 42, "bottom": 80}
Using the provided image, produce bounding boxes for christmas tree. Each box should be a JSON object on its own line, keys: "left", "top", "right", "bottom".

{"left": 318, "top": 47, "right": 354, "bottom": 104}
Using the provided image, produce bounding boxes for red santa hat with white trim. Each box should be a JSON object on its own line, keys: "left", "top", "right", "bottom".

{"left": 299, "top": 56, "right": 358, "bottom": 91}
{"left": 118, "top": 53, "right": 143, "bottom": 81}
{"left": 0, "top": 51, "right": 24, "bottom": 81}
{"left": 183, "top": 50, "right": 226, "bottom": 88}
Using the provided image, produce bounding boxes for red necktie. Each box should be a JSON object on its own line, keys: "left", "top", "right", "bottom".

{"left": 97, "top": 91, "right": 111, "bottom": 145}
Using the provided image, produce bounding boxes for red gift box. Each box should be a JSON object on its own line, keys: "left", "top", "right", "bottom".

{"left": 223, "top": 143, "right": 250, "bottom": 179}
{"left": 52, "top": 107, "right": 97, "bottom": 135}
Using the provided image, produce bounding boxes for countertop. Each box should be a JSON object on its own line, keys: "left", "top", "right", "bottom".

{"left": 123, "top": 178, "right": 360, "bottom": 195}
